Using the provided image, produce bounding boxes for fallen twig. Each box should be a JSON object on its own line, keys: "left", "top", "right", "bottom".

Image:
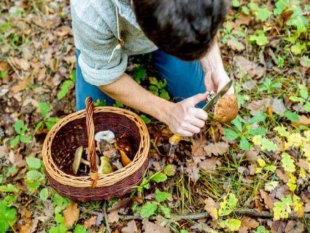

{"left": 119, "top": 208, "right": 310, "bottom": 221}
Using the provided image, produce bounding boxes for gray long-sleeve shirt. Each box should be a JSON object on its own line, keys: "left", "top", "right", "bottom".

{"left": 71, "top": 0, "right": 157, "bottom": 86}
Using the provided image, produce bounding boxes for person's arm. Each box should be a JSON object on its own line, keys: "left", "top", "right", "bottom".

{"left": 200, "top": 40, "right": 234, "bottom": 95}
{"left": 99, "top": 73, "right": 208, "bottom": 137}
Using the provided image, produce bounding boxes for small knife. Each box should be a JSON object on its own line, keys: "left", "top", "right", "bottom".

{"left": 202, "top": 80, "right": 233, "bottom": 111}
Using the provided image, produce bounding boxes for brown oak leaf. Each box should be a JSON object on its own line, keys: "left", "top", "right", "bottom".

{"left": 203, "top": 142, "right": 229, "bottom": 157}
{"left": 63, "top": 202, "right": 80, "bottom": 227}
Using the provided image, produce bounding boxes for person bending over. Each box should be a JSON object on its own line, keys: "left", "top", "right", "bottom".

{"left": 71, "top": 0, "right": 233, "bottom": 137}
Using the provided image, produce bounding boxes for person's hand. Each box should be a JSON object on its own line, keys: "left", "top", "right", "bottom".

{"left": 204, "top": 67, "right": 234, "bottom": 95}
{"left": 164, "top": 92, "right": 209, "bottom": 137}
{"left": 200, "top": 39, "right": 234, "bottom": 95}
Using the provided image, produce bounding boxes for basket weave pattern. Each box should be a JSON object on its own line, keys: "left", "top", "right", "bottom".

{"left": 42, "top": 105, "right": 150, "bottom": 202}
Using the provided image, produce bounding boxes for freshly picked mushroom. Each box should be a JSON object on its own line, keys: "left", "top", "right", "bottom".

{"left": 109, "top": 150, "right": 124, "bottom": 170}
{"left": 72, "top": 146, "right": 90, "bottom": 175}
{"left": 95, "top": 130, "right": 115, "bottom": 143}
{"left": 99, "top": 156, "right": 113, "bottom": 174}
{"left": 116, "top": 132, "right": 134, "bottom": 159}
{"left": 214, "top": 94, "right": 238, "bottom": 123}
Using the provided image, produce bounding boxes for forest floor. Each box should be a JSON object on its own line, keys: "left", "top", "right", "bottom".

{"left": 0, "top": 0, "right": 310, "bottom": 232}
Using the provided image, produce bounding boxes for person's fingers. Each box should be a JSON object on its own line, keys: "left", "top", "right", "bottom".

{"left": 204, "top": 71, "right": 217, "bottom": 93}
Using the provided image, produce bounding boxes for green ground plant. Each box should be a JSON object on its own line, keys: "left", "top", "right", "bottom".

{"left": 10, "top": 120, "right": 32, "bottom": 148}
{"left": 35, "top": 102, "right": 59, "bottom": 133}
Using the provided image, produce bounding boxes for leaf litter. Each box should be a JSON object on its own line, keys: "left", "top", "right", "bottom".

{"left": 0, "top": 0, "right": 310, "bottom": 232}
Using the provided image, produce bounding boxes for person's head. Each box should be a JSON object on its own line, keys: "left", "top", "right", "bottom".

{"left": 132, "top": 0, "right": 229, "bottom": 61}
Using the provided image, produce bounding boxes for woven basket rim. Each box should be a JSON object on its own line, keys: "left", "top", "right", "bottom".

{"left": 42, "top": 106, "right": 150, "bottom": 188}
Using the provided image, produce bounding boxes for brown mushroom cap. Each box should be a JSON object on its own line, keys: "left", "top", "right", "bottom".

{"left": 214, "top": 94, "right": 238, "bottom": 123}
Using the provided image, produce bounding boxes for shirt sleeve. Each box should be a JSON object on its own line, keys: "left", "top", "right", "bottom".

{"left": 71, "top": 4, "right": 128, "bottom": 86}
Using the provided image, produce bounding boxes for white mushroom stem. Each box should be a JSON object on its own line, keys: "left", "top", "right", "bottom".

{"left": 95, "top": 130, "right": 115, "bottom": 143}
{"left": 81, "top": 158, "right": 90, "bottom": 166}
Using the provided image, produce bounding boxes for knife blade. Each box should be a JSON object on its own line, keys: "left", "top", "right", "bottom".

{"left": 202, "top": 80, "right": 233, "bottom": 112}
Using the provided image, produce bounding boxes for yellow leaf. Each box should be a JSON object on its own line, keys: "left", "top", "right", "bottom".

{"left": 287, "top": 173, "right": 297, "bottom": 192}
{"left": 302, "top": 143, "right": 310, "bottom": 162}
{"left": 299, "top": 168, "right": 307, "bottom": 179}
{"left": 293, "top": 194, "right": 304, "bottom": 218}
{"left": 285, "top": 133, "right": 303, "bottom": 150}
{"left": 257, "top": 158, "right": 266, "bottom": 167}
{"left": 63, "top": 202, "right": 80, "bottom": 227}
{"left": 281, "top": 152, "right": 296, "bottom": 173}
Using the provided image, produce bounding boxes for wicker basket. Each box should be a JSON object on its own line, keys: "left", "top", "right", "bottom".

{"left": 42, "top": 97, "right": 150, "bottom": 202}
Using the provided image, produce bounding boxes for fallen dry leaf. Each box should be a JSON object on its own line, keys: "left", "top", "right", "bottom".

{"left": 185, "top": 164, "right": 200, "bottom": 182}
{"left": 291, "top": 115, "right": 310, "bottom": 127}
{"left": 260, "top": 189, "right": 276, "bottom": 210}
{"left": 108, "top": 210, "right": 119, "bottom": 224}
{"left": 233, "top": 55, "right": 266, "bottom": 79}
{"left": 83, "top": 216, "right": 97, "bottom": 229}
{"left": 247, "top": 98, "right": 272, "bottom": 115}
{"left": 121, "top": 220, "right": 138, "bottom": 233}
{"left": 142, "top": 219, "right": 170, "bottom": 233}
{"left": 204, "top": 197, "right": 219, "bottom": 220}
{"left": 63, "top": 202, "right": 80, "bottom": 227}
{"left": 8, "top": 57, "right": 30, "bottom": 71}
{"left": 191, "top": 134, "right": 207, "bottom": 157}
{"left": 18, "top": 207, "right": 32, "bottom": 233}
{"left": 285, "top": 221, "right": 305, "bottom": 233}
{"left": 199, "top": 158, "right": 221, "bottom": 171}
{"left": 240, "top": 216, "right": 259, "bottom": 229}
{"left": 204, "top": 142, "right": 229, "bottom": 157}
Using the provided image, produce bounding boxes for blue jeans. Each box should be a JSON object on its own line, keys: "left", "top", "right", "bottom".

{"left": 75, "top": 49, "right": 206, "bottom": 110}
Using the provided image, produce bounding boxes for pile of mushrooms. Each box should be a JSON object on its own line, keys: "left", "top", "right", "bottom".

{"left": 72, "top": 130, "right": 134, "bottom": 175}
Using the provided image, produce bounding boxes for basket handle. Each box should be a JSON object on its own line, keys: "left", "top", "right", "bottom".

{"left": 85, "top": 97, "right": 99, "bottom": 188}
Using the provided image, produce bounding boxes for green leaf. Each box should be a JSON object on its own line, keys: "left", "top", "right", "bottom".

{"left": 274, "top": 0, "right": 288, "bottom": 15}
{"left": 248, "top": 113, "right": 267, "bottom": 124}
{"left": 246, "top": 128, "right": 267, "bottom": 136}
{"left": 38, "top": 102, "right": 50, "bottom": 118}
{"left": 163, "top": 164, "right": 177, "bottom": 176}
{"left": 155, "top": 189, "right": 172, "bottom": 203}
{"left": 249, "top": 30, "right": 268, "bottom": 46}
{"left": 219, "top": 193, "right": 238, "bottom": 216}
{"left": 224, "top": 129, "right": 240, "bottom": 141}
{"left": 13, "top": 120, "right": 24, "bottom": 134}
{"left": 140, "top": 202, "right": 158, "bottom": 218}
{"left": 232, "top": 0, "right": 240, "bottom": 7}
{"left": 219, "top": 219, "right": 241, "bottom": 231}
{"left": 0, "top": 200, "right": 17, "bottom": 232}
{"left": 304, "top": 102, "right": 310, "bottom": 112}
{"left": 49, "top": 223, "right": 69, "bottom": 233}
{"left": 4, "top": 195, "right": 17, "bottom": 207}
{"left": 159, "top": 89, "right": 170, "bottom": 100}
{"left": 252, "top": 135, "right": 279, "bottom": 152}
{"left": 57, "top": 80, "right": 74, "bottom": 100}
{"left": 35, "top": 121, "right": 44, "bottom": 132}
{"left": 255, "top": 226, "right": 270, "bottom": 233}
{"left": 40, "top": 188, "right": 49, "bottom": 200}
{"left": 159, "top": 205, "right": 171, "bottom": 218}
{"left": 10, "top": 135, "right": 20, "bottom": 148}
{"left": 284, "top": 111, "right": 299, "bottom": 122}
{"left": 46, "top": 117, "right": 59, "bottom": 130}
{"left": 231, "top": 117, "right": 243, "bottom": 132}
{"left": 256, "top": 8, "right": 272, "bottom": 21}
{"left": 52, "top": 193, "right": 70, "bottom": 214}
{"left": 55, "top": 213, "right": 64, "bottom": 224}
{"left": 20, "top": 135, "right": 32, "bottom": 143}
{"left": 26, "top": 170, "right": 45, "bottom": 181}
{"left": 273, "top": 196, "right": 292, "bottom": 220}
{"left": 74, "top": 224, "right": 88, "bottom": 233}
{"left": 281, "top": 152, "right": 296, "bottom": 172}
{"left": 0, "top": 184, "right": 19, "bottom": 193}
{"left": 298, "top": 84, "right": 308, "bottom": 100}
{"left": 140, "top": 114, "right": 151, "bottom": 124}
{"left": 240, "top": 136, "right": 252, "bottom": 151}
{"left": 26, "top": 157, "right": 42, "bottom": 170}
{"left": 132, "top": 65, "right": 146, "bottom": 84}
{"left": 151, "top": 172, "right": 167, "bottom": 183}
{"left": 274, "top": 126, "right": 290, "bottom": 137}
